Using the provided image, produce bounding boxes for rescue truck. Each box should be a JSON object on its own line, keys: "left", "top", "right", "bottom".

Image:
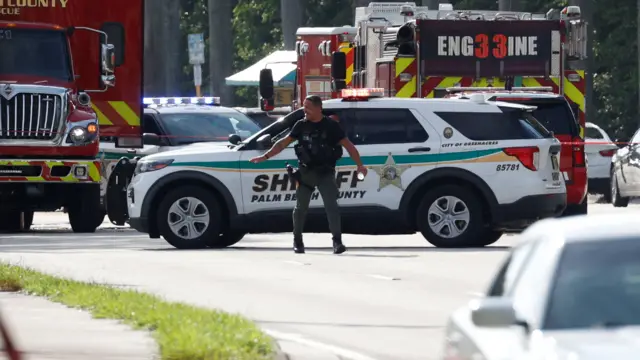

{"left": 337, "top": 2, "right": 589, "bottom": 216}
{"left": 259, "top": 26, "right": 356, "bottom": 111}
{"left": 0, "top": 0, "right": 144, "bottom": 232}
{"left": 258, "top": 2, "right": 428, "bottom": 111}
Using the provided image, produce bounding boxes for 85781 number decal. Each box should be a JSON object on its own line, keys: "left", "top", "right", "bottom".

{"left": 496, "top": 164, "right": 520, "bottom": 171}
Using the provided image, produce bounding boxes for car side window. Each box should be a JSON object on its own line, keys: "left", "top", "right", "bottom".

{"left": 435, "top": 110, "right": 546, "bottom": 140}
{"left": 350, "top": 109, "right": 428, "bottom": 145}
{"left": 487, "top": 242, "right": 536, "bottom": 297}
{"left": 585, "top": 127, "right": 603, "bottom": 139}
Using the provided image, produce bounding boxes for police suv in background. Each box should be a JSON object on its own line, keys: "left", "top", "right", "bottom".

{"left": 122, "top": 88, "right": 566, "bottom": 249}
{"left": 99, "top": 97, "right": 263, "bottom": 213}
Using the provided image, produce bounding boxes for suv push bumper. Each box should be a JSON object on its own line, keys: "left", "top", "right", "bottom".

{"left": 129, "top": 216, "right": 149, "bottom": 234}
{"left": 494, "top": 193, "right": 566, "bottom": 227}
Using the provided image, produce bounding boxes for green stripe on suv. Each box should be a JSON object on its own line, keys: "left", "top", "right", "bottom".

{"left": 171, "top": 148, "right": 503, "bottom": 170}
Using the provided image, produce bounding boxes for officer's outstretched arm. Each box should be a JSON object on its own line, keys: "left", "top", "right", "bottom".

{"left": 263, "top": 136, "right": 294, "bottom": 159}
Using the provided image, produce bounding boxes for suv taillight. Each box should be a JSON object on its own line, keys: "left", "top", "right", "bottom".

{"left": 503, "top": 147, "right": 539, "bottom": 171}
{"left": 572, "top": 137, "right": 586, "bottom": 167}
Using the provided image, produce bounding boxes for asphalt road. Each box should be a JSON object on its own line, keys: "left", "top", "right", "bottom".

{"left": 1, "top": 201, "right": 638, "bottom": 360}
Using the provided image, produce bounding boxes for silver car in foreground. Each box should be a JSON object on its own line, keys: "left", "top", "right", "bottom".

{"left": 443, "top": 213, "right": 640, "bottom": 360}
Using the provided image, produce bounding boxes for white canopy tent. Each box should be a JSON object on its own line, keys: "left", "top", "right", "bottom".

{"left": 225, "top": 50, "right": 297, "bottom": 87}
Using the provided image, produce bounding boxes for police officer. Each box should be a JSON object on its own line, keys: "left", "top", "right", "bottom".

{"left": 250, "top": 95, "right": 367, "bottom": 254}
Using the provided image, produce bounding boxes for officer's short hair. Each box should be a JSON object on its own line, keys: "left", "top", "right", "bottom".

{"left": 304, "top": 95, "right": 323, "bottom": 109}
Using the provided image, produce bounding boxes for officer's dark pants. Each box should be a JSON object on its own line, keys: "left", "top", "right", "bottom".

{"left": 293, "top": 167, "right": 341, "bottom": 242}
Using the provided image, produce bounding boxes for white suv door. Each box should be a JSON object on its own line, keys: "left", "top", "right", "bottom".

{"left": 345, "top": 105, "right": 441, "bottom": 210}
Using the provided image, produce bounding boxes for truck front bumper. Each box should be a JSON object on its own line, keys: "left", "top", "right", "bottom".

{"left": 0, "top": 159, "right": 102, "bottom": 211}
{"left": 0, "top": 159, "right": 101, "bottom": 183}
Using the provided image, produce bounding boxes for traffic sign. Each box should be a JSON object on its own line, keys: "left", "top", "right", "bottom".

{"left": 188, "top": 33, "right": 205, "bottom": 65}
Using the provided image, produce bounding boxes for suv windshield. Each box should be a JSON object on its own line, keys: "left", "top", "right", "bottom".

{"left": 161, "top": 112, "right": 262, "bottom": 145}
{"left": 543, "top": 238, "right": 640, "bottom": 330}
{"left": 0, "top": 28, "right": 72, "bottom": 81}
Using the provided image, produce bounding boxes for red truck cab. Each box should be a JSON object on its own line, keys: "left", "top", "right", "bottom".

{"left": 0, "top": 0, "right": 143, "bottom": 232}
{"left": 259, "top": 26, "right": 356, "bottom": 111}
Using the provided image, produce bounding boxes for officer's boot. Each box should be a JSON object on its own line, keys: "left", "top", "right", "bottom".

{"left": 293, "top": 237, "right": 305, "bottom": 254}
{"left": 332, "top": 236, "right": 346, "bottom": 254}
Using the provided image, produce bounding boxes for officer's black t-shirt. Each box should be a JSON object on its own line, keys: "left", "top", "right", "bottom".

{"left": 288, "top": 116, "right": 346, "bottom": 167}
{"left": 289, "top": 116, "right": 345, "bottom": 144}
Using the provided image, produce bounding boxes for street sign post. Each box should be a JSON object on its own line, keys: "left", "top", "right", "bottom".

{"left": 188, "top": 33, "right": 205, "bottom": 97}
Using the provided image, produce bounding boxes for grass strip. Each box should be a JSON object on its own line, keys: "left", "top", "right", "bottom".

{"left": 0, "top": 262, "right": 273, "bottom": 360}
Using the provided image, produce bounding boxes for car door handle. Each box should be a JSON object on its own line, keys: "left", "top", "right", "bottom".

{"left": 408, "top": 147, "right": 431, "bottom": 153}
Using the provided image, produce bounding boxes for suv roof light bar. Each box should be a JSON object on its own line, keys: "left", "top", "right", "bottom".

{"left": 445, "top": 87, "right": 554, "bottom": 93}
{"left": 143, "top": 97, "right": 221, "bottom": 106}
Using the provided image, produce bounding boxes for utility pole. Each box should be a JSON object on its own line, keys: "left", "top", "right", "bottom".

{"left": 208, "top": 0, "right": 234, "bottom": 105}
{"left": 498, "top": 0, "right": 520, "bottom": 11}
{"left": 162, "top": 0, "right": 181, "bottom": 95}
{"left": 281, "top": 0, "right": 304, "bottom": 50}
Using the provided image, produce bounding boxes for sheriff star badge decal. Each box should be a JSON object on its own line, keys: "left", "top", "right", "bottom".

{"left": 369, "top": 153, "right": 411, "bottom": 192}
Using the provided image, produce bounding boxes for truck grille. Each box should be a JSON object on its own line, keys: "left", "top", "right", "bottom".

{"left": 0, "top": 94, "right": 64, "bottom": 140}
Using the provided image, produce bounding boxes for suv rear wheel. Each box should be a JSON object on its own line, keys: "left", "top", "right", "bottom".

{"left": 416, "top": 185, "right": 488, "bottom": 248}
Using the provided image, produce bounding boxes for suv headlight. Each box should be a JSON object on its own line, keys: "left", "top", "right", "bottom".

{"left": 134, "top": 159, "right": 174, "bottom": 174}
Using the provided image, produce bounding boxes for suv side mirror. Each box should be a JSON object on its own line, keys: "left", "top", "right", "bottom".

{"left": 142, "top": 133, "right": 161, "bottom": 146}
{"left": 470, "top": 298, "right": 517, "bottom": 328}
{"left": 228, "top": 134, "right": 242, "bottom": 145}
{"left": 101, "top": 43, "right": 116, "bottom": 88}
{"left": 256, "top": 134, "right": 273, "bottom": 150}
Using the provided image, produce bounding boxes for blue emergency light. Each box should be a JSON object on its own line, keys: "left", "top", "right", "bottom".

{"left": 142, "top": 97, "right": 220, "bottom": 106}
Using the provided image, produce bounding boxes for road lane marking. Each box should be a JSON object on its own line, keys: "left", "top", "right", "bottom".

{"left": 284, "top": 260, "right": 310, "bottom": 266}
{"left": 366, "top": 274, "right": 400, "bottom": 281}
{"left": 264, "top": 329, "right": 378, "bottom": 360}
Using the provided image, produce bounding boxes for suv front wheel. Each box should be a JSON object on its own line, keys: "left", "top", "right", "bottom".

{"left": 157, "top": 186, "right": 222, "bottom": 249}
{"left": 416, "top": 185, "right": 488, "bottom": 248}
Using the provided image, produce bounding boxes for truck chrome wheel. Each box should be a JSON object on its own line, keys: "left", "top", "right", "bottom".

{"left": 427, "top": 195, "right": 470, "bottom": 239}
{"left": 167, "top": 197, "right": 210, "bottom": 240}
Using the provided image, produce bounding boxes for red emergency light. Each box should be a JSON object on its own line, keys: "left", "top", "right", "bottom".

{"left": 341, "top": 88, "right": 385, "bottom": 100}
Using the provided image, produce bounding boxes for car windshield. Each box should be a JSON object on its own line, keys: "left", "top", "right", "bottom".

{"left": 543, "top": 238, "right": 640, "bottom": 330}
{"left": 160, "top": 112, "right": 262, "bottom": 145}
{"left": 0, "top": 28, "right": 72, "bottom": 81}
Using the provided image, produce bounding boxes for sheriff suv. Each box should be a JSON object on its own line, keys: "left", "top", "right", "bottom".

{"left": 446, "top": 88, "right": 587, "bottom": 216}
{"left": 123, "top": 89, "right": 566, "bottom": 249}
{"left": 99, "top": 97, "right": 263, "bottom": 223}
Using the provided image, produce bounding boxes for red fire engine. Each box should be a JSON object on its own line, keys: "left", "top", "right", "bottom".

{"left": 339, "top": 2, "right": 589, "bottom": 215}
{"left": 0, "top": 0, "right": 144, "bottom": 232}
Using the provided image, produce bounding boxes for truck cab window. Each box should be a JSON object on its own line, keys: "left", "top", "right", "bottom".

{"left": 0, "top": 28, "right": 72, "bottom": 81}
{"left": 100, "top": 22, "right": 125, "bottom": 66}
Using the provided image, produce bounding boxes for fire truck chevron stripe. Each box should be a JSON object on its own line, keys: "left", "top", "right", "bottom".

{"left": 92, "top": 103, "right": 113, "bottom": 126}
{"left": 339, "top": 42, "right": 354, "bottom": 86}
{"left": 395, "top": 57, "right": 416, "bottom": 98}
{"left": 109, "top": 101, "right": 141, "bottom": 126}
{"left": 92, "top": 101, "right": 141, "bottom": 127}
